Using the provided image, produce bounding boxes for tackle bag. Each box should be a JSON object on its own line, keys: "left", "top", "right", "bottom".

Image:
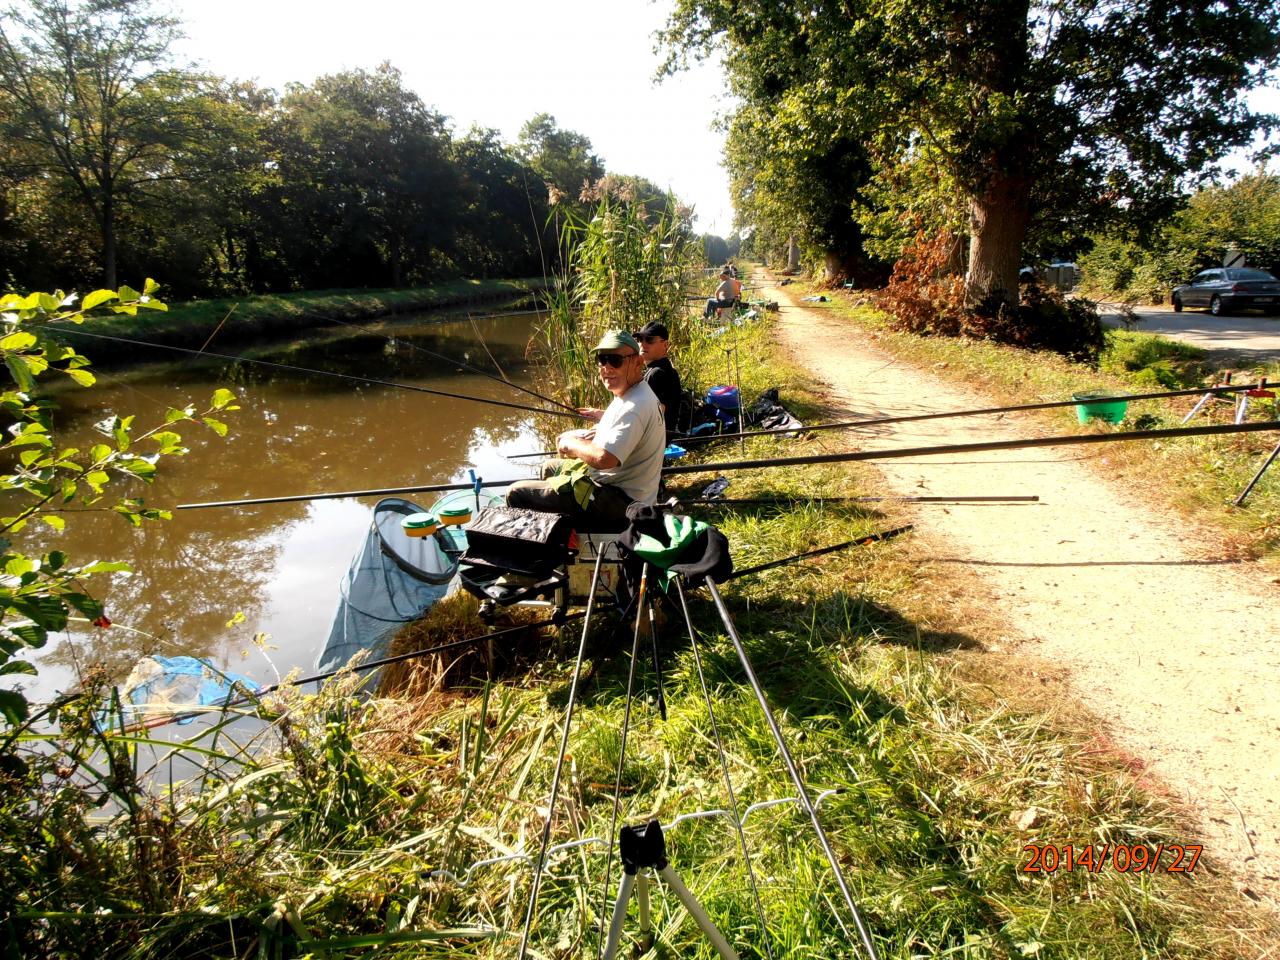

{"left": 460, "top": 505, "right": 575, "bottom": 578}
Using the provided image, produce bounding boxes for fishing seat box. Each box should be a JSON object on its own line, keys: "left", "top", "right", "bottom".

{"left": 459, "top": 505, "right": 576, "bottom": 578}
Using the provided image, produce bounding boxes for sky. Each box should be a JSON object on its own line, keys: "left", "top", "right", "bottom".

{"left": 167, "top": 0, "right": 740, "bottom": 236}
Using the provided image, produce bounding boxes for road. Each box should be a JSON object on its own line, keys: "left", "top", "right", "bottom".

{"left": 1098, "top": 301, "right": 1280, "bottom": 361}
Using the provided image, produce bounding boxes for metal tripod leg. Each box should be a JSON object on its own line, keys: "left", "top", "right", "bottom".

{"left": 1235, "top": 439, "right": 1280, "bottom": 507}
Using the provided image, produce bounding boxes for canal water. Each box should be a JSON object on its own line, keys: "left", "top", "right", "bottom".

{"left": 14, "top": 309, "right": 556, "bottom": 703}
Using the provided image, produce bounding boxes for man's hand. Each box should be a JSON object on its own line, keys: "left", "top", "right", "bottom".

{"left": 577, "top": 407, "right": 605, "bottom": 422}
{"left": 556, "top": 429, "right": 619, "bottom": 469}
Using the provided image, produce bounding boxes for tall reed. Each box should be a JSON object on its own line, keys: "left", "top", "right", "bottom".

{"left": 538, "top": 181, "right": 698, "bottom": 407}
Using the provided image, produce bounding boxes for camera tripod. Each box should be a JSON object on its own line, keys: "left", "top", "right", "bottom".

{"left": 602, "top": 819, "right": 740, "bottom": 960}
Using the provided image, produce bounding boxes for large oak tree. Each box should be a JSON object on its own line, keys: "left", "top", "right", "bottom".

{"left": 662, "top": 0, "right": 1280, "bottom": 307}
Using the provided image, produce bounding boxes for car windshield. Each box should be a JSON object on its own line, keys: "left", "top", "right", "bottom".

{"left": 1225, "top": 268, "right": 1278, "bottom": 281}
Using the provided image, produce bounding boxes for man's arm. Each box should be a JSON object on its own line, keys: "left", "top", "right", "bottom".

{"left": 557, "top": 430, "right": 620, "bottom": 469}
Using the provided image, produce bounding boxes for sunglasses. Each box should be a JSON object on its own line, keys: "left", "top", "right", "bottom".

{"left": 596, "top": 352, "right": 633, "bottom": 368}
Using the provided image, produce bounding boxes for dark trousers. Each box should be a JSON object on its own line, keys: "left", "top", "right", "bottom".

{"left": 704, "top": 297, "right": 737, "bottom": 318}
{"left": 506, "top": 459, "right": 634, "bottom": 532}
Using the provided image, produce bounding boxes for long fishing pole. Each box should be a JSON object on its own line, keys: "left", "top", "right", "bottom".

{"left": 178, "top": 418, "right": 1280, "bottom": 511}
{"left": 506, "top": 380, "right": 1271, "bottom": 458}
{"left": 663, "top": 419, "right": 1280, "bottom": 477}
{"left": 684, "top": 495, "right": 1039, "bottom": 506}
{"left": 320, "top": 310, "right": 580, "bottom": 414}
{"left": 55, "top": 328, "right": 583, "bottom": 421}
{"left": 705, "top": 577, "right": 880, "bottom": 960}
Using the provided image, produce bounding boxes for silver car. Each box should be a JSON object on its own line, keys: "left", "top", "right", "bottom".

{"left": 1171, "top": 267, "right": 1280, "bottom": 315}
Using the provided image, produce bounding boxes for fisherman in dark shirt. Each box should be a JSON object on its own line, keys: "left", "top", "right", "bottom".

{"left": 634, "top": 321, "right": 683, "bottom": 434}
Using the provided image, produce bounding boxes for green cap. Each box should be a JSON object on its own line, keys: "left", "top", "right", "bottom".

{"left": 593, "top": 329, "right": 641, "bottom": 353}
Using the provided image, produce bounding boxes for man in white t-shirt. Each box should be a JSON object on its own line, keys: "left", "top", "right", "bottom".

{"left": 507, "top": 329, "right": 666, "bottom": 530}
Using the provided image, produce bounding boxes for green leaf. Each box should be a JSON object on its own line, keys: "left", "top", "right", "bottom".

{"left": 4, "top": 556, "right": 34, "bottom": 577}
{"left": 202, "top": 417, "right": 228, "bottom": 437}
{"left": 85, "top": 470, "right": 109, "bottom": 493}
{"left": 211, "top": 388, "right": 236, "bottom": 410}
{"left": 8, "top": 594, "right": 65, "bottom": 632}
{"left": 117, "top": 284, "right": 141, "bottom": 303}
{"left": 46, "top": 551, "right": 66, "bottom": 571}
{"left": 0, "top": 689, "right": 29, "bottom": 725}
{"left": 143, "top": 278, "right": 161, "bottom": 297}
{"left": 76, "top": 561, "right": 131, "bottom": 576}
{"left": 119, "top": 458, "right": 157, "bottom": 481}
{"left": 5, "top": 356, "right": 34, "bottom": 392}
{"left": 165, "top": 405, "right": 195, "bottom": 423}
{"left": 18, "top": 449, "right": 42, "bottom": 467}
{"left": 0, "top": 331, "right": 37, "bottom": 350}
{"left": 136, "top": 298, "right": 167, "bottom": 312}
{"left": 66, "top": 368, "right": 95, "bottom": 387}
{"left": 0, "top": 660, "right": 36, "bottom": 677}
{"left": 36, "top": 292, "right": 60, "bottom": 311}
{"left": 39, "top": 515, "right": 65, "bottom": 532}
{"left": 81, "top": 289, "right": 118, "bottom": 310}
{"left": 63, "top": 593, "right": 104, "bottom": 619}
{"left": 90, "top": 444, "right": 112, "bottom": 463}
{"left": 151, "top": 430, "right": 185, "bottom": 454}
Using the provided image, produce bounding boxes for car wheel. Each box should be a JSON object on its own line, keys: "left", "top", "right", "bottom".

{"left": 1171, "top": 294, "right": 1182, "bottom": 313}
{"left": 1210, "top": 295, "right": 1227, "bottom": 316}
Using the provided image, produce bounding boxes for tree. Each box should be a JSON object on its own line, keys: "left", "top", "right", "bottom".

{"left": 266, "top": 64, "right": 460, "bottom": 289}
{"left": 663, "top": 0, "right": 1280, "bottom": 308}
{"left": 0, "top": 0, "right": 224, "bottom": 288}
{"left": 516, "top": 113, "right": 606, "bottom": 202}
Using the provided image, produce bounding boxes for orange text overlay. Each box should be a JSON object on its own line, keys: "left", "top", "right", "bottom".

{"left": 1021, "top": 843, "right": 1202, "bottom": 875}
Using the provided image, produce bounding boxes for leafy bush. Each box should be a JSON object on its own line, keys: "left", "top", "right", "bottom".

{"left": 879, "top": 231, "right": 1104, "bottom": 361}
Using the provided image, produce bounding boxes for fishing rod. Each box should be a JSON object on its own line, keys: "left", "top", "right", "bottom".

{"left": 320, "top": 310, "right": 580, "bottom": 414}
{"left": 663, "top": 419, "right": 1280, "bottom": 477}
{"left": 505, "top": 380, "right": 1272, "bottom": 459}
{"left": 108, "top": 518, "right": 912, "bottom": 736}
{"left": 55, "top": 328, "right": 583, "bottom": 421}
{"left": 178, "top": 418, "right": 1280, "bottom": 511}
{"left": 684, "top": 495, "right": 1039, "bottom": 507}
{"left": 704, "top": 576, "right": 880, "bottom": 960}
{"left": 728, "top": 524, "right": 913, "bottom": 580}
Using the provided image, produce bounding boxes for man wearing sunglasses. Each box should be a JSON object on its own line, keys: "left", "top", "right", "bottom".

{"left": 579, "top": 322, "right": 683, "bottom": 434}
{"left": 506, "top": 329, "right": 665, "bottom": 529}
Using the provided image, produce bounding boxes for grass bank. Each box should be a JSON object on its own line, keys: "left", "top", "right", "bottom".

{"left": 793, "top": 279, "right": 1280, "bottom": 559}
{"left": 71, "top": 278, "right": 547, "bottom": 365}
{"left": 11, "top": 307, "right": 1276, "bottom": 958}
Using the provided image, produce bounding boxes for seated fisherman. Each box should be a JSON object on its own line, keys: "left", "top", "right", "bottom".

{"left": 703, "top": 268, "right": 740, "bottom": 318}
{"left": 580, "top": 321, "right": 683, "bottom": 434}
{"left": 507, "top": 330, "right": 666, "bottom": 530}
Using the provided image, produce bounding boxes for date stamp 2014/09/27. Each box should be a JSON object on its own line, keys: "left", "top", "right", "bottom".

{"left": 1021, "top": 843, "right": 1202, "bottom": 874}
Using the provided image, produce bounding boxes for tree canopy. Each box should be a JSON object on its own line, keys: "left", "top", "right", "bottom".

{"left": 662, "top": 0, "right": 1280, "bottom": 306}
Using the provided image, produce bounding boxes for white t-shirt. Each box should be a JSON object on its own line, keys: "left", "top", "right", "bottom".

{"left": 590, "top": 380, "right": 666, "bottom": 503}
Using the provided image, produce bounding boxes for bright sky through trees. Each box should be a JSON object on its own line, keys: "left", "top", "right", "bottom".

{"left": 169, "top": 0, "right": 738, "bottom": 235}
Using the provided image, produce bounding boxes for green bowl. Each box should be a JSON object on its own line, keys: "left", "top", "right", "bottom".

{"left": 1072, "top": 392, "right": 1128, "bottom": 424}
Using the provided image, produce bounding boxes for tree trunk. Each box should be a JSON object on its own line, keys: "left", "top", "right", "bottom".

{"left": 965, "top": 164, "right": 1030, "bottom": 308}
{"left": 822, "top": 251, "right": 843, "bottom": 282}
{"left": 786, "top": 235, "right": 800, "bottom": 273}
{"left": 102, "top": 192, "right": 117, "bottom": 290}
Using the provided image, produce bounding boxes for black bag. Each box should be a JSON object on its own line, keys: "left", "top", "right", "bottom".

{"left": 460, "top": 506, "right": 575, "bottom": 577}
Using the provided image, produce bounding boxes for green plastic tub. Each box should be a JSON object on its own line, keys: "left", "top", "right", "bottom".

{"left": 1072, "top": 392, "right": 1128, "bottom": 424}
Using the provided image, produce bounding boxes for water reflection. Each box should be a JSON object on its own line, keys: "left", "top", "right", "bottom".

{"left": 14, "top": 311, "right": 553, "bottom": 700}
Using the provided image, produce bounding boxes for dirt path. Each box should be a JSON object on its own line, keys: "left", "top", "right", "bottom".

{"left": 757, "top": 272, "right": 1280, "bottom": 905}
